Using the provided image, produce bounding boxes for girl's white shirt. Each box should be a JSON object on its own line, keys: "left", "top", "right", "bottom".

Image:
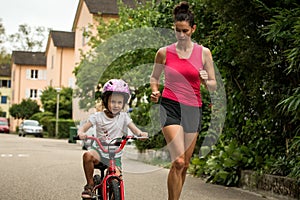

{"left": 88, "top": 111, "right": 132, "bottom": 158}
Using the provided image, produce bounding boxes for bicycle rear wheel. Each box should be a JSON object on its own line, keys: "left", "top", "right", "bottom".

{"left": 107, "top": 179, "right": 121, "bottom": 200}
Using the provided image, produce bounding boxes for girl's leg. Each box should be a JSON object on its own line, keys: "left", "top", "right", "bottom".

{"left": 83, "top": 150, "right": 100, "bottom": 186}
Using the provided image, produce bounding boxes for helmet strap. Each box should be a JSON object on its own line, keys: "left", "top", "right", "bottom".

{"left": 104, "top": 109, "right": 120, "bottom": 118}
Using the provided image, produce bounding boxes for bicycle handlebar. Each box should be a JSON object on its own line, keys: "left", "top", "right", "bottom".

{"left": 73, "top": 135, "right": 148, "bottom": 154}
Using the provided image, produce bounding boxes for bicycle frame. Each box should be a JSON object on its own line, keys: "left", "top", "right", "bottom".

{"left": 86, "top": 135, "right": 133, "bottom": 200}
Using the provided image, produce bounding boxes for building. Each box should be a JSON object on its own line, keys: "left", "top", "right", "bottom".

{"left": 10, "top": 51, "right": 47, "bottom": 131}
{"left": 0, "top": 63, "right": 11, "bottom": 118}
{"left": 45, "top": 30, "right": 75, "bottom": 89}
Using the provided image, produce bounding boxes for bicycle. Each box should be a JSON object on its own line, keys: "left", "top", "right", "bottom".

{"left": 74, "top": 135, "right": 147, "bottom": 200}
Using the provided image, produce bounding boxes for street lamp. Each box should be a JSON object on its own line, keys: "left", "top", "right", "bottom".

{"left": 55, "top": 88, "right": 61, "bottom": 137}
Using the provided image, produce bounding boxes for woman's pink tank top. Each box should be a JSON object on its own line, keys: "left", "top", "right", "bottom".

{"left": 162, "top": 43, "right": 203, "bottom": 107}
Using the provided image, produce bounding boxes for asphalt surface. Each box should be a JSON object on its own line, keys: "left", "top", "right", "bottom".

{"left": 0, "top": 134, "right": 289, "bottom": 200}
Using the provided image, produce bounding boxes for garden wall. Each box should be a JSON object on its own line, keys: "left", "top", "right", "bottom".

{"left": 240, "top": 170, "right": 299, "bottom": 199}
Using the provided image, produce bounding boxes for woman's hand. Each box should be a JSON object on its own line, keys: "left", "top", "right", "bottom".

{"left": 150, "top": 91, "right": 161, "bottom": 103}
{"left": 199, "top": 70, "right": 208, "bottom": 82}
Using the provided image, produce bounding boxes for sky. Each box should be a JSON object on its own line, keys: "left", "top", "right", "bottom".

{"left": 0, "top": 0, "right": 80, "bottom": 51}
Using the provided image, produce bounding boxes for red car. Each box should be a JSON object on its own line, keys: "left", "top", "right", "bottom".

{"left": 0, "top": 117, "right": 9, "bottom": 133}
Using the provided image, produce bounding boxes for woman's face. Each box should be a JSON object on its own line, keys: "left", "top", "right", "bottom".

{"left": 174, "top": 21, "right": 196, "bottom": 42}
{"left": 107, "top": 94, "right": 124, "bottom": 115}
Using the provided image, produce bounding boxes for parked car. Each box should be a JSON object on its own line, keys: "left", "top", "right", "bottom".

{"left": 0, "top": 117, "right": 9, "bottom": 133}
{"left": 18, "top": 120, "right": 43, "bottom": 138}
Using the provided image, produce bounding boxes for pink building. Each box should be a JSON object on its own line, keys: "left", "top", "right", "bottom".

{"left": 11, "top": 51, "right": 47, "bottom": 131}
{"left": 45, "top": 30, "right": 75, "bottom": 89}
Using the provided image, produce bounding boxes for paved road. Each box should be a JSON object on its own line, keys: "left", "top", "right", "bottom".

{"left": 0, "top": 134, "right": 285, "bottom": 200}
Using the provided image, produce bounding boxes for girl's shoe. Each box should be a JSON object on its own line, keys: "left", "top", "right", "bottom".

{"left": 81, "top": 184, "right": 95, "bottom": 199}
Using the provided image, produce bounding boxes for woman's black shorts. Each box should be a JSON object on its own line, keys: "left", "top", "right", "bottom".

{"left": 160, "top": 97, "right": 202, "bottom": 133}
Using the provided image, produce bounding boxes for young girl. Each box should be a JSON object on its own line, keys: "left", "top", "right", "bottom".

{"left": 77, "top": 79, "right": 148, "bottom": 199}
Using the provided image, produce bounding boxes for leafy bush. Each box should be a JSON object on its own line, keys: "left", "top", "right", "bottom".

{"left": 46, "top": 119, "right": 75, "bottom": 138}
{"left": 191, "top": 139, "right": 256, "bottom": 186}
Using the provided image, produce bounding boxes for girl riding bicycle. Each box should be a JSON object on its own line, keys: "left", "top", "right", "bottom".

{"left": 77, "top": 79, "right": 148, "bottom": 199}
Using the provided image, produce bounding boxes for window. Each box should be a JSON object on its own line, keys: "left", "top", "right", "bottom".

{"left": 82, "top": 26, "right": 89, "bottom": 46}
{"left": 26, "top": 69, "right": 46, "bottom": 80}
{"left": 1, "top": 96, "right": 7, "bottom": 104}
{"left": 51, "top": 55, "right": 54, "bottom": 69}
{"left": 31, "top": 70, "right": 38, "bottom": 79}
{"left": 0, "top": 80, "right": 11, "bottom": 88}
{"left": 30, "top": 89, "right": 38, "bottom": 99}
{"left": 26, "top": 89, "right": 42, "bottom": 99}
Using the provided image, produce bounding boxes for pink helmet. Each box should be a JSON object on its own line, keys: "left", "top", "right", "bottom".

{"left": 101, "top": 79, "right": 130, "bottom": 109}
{"left": 103, "top": 79, "right": 130, "bottom": 95}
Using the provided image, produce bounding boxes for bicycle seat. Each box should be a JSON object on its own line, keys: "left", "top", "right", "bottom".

{"left": 94, "top": 162, "right": 108, "bottom": 171}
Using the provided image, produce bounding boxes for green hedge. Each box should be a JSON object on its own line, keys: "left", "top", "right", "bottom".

{"left": 46, "top": 119, "right": 75, "bottom": 138}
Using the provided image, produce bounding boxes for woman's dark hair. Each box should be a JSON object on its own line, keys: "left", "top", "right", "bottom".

{"left": 173, "top": 1, "right": 195, "bottom": 27}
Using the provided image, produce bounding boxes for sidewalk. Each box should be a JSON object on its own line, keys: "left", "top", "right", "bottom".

{"left": 123, "top": 146, "right": 295, "bottom": 200}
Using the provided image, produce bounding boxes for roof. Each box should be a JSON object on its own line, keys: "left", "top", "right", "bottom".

{"left": 84, "top": 0, "right": 138, "bottom": 15}
{"left": 0, "top": 63, "right": 11, "bottom": 77}
{"left": 72, "top": 0, "right": 151, "bottom": 33}
{"left": 50, "top": 31, "right": 75, "bottom": 48}
{"left": 12, "top": 51, "right": 46, "bottom": 66}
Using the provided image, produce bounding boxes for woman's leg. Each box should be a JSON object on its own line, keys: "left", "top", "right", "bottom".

{"left": 163, "top": 125, "right": 199, "bottom": 200}
{"left": 181, "top": 132, "right": 199, "bottom": 185}
{"left": 163, "top": 125, "right": 185, "bottom": 200}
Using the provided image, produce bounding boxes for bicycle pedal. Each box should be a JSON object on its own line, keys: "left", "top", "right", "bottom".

{"left": 82, "top": 197, "right": 97, "bottom": 200}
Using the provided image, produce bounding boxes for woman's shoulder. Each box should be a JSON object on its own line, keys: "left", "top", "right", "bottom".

{"left": 157, "top": 46, "right": 167, "bottom": 55}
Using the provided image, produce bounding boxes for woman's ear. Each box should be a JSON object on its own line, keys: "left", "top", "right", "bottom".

{"left": 192, "top": 24, "right": 196, "bottom": 33}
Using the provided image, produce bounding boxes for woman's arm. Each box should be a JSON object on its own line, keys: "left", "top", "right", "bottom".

{"left": 150, "top": 47, "right": 166, "bottom": 103}
{"left": 200, "top": 47, "right": 217, "bottom": 91}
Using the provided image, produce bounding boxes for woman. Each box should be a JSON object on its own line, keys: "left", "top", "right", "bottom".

{"left": 150, "top": 2, "right": 216, "bottom": 200}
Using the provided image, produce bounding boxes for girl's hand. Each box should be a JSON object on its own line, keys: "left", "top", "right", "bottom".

{"left": 138, "top": 132, "right": 148, "bottom": 140}
{"left": 150, "top": 91, "right": 161, "bottom": 103}
{"left": 78, "top": 132, "right": 87, "bottom": 140}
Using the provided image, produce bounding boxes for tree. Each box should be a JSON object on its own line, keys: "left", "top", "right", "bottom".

{"left": 0, "top": 19, "right": 5, "bottom": 50}
{"left": 40, "top": 87, "right": 73, "bottom": 119}
{"left": 74, "top": 1, "right": 174, "bottom": 111}
{"left": 74, "top": 0, "right": 300, "bottom": 185}
{"left": 8, "top": 24, "right": 48, "bottom": 51}
{"left": 9, "top": 99, "right": 40, "bottom": 119}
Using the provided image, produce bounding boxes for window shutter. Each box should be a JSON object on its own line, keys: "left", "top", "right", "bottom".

{"left": 25, "top": 89, "right": 30, "bottom": 98}
{"left": 68, "top": 78, "right": 75, "bottom": 88}
{"left": 26, "top": 70, "right": 30, "bottom": 79}
{"left": 38, "top": 70, "right": 42, "bottom": 80}
{"left": 43, "top": 70, "right": 47, "bottom": 80}
{"left": 38, "top": 89, "right": 43, "bottom": 98}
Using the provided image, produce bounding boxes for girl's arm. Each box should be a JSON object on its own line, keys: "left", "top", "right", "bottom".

{"left": 127, "top": 122, "right": 148, "bottom": 137}
{"left": 77, "top": 121, "right": 93, "bottom": 140}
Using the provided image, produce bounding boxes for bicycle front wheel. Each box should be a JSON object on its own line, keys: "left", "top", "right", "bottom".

{"left": 107, "top": 179, "right": 121, "bottom": 200}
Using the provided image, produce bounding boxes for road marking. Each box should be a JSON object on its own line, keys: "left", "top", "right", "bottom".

{"left": 17, "top": 154, "right": 29, "bottom": 157}
{"left": 1, "top": 154, "right": 29, "bottom": 157}
{"left": 1, "top": 154, "right": 13, "bottom": 157}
